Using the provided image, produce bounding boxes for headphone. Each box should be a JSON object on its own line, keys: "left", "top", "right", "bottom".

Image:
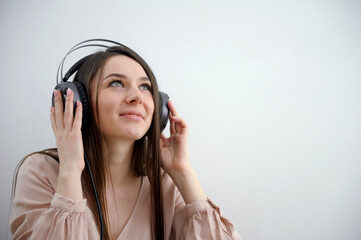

{"left": 51, "top": 39, "right": 169, "bottom": 132}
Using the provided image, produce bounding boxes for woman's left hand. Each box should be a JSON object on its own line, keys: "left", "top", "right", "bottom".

{"left": 160, "top": 101, "right": 207, "bottom": 204}
{"left": 160, "top": 101, "right": 192, "bottom": 175}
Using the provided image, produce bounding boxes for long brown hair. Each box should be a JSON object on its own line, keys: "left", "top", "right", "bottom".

{"left": 12, "top": 46, "right": 164, "bottom": 240}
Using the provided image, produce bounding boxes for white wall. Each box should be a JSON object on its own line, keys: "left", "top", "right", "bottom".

{"left": 1, "top": 0, "right": 360, "bottom": 239}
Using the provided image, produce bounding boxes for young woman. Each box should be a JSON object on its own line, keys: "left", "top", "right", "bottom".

{"left": 9, "top": 44, "right": 242, "bottom": 239}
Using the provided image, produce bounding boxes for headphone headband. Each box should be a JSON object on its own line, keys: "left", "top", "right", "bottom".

{"left": 56, "top": 39, "right": 131, "bottom": 84}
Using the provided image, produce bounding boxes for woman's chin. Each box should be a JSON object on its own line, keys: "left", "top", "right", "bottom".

{"left": 101, "top": 126, "right": 150, "bottom": 142}
{"left": 120, "top": 130, "right": 147, "bottom": 141}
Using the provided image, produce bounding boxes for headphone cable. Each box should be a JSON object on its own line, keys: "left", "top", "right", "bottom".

{"left": 84, "top": 153, "right": 103, "bottom": 240}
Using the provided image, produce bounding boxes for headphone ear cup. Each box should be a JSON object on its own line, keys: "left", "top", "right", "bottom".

{"left": 52, "top": 81, "right": 90, "bottom": 130}
{"left": 159, "top": 91, "right": 169, "bottom": 132}
{"left": 73, "top": 82, "right": 90, "bottom": 129}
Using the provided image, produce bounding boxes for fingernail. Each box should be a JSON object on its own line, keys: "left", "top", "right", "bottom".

{"left": 53, "top": 90, "right": 58, "bottom": 97}
{"left": 67, "top": 88, "right": 72, "bottom": 96}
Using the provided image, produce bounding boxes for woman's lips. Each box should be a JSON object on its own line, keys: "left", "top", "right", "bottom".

{"left": 121, "top": 114, "right": 143, "bottom": 120}
{"left": 120, "top": 111, "right": 143, "bottom": 120}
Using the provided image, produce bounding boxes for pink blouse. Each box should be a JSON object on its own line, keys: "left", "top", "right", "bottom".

{"left": 9, "top": 154, "right": 242, "bottom": 240}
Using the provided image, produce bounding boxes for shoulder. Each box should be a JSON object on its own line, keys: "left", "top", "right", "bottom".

{"left": 17, "top": 152, "right": 60, "bottom": 190}
{"left": 20, "top": 152, "right": 59, "bottom": 174}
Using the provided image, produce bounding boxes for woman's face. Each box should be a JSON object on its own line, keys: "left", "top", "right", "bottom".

{"left": 91, "top": 55, "right": 154, "bottom": 141}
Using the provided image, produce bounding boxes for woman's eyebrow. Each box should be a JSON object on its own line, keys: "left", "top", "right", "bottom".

{"left": 139, "top": 76, "right": 151, "bottom": 82}
{"left": 103, "top": 73, "right": 150, "bottom": 82}
{"left": 103, "top": 73, "right": 126, "bottom": 80}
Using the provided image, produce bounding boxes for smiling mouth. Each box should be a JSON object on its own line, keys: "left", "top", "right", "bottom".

{"left": 120, "top": 113, "right": 143, "bottom": 120}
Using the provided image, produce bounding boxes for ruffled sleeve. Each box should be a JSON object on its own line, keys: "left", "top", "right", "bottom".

{"left": 9, "top": 154, "right": 90, "bottom": 240}
{"left": 173, "top": 197, "right": 242, "bottom": 240}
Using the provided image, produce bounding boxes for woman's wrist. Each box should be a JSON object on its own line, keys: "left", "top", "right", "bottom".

{"left": 59, "top": 163, "right": 83, "bottom": 176}
{"left": 56, "top": 167, "right": 84, "bottom": 200}
{"left": 170, "top": 168, "right": 207, "bottom": 204}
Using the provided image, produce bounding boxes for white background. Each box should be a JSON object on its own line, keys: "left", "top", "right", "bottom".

{"left": 1, "top": 0, "right": 360, "bottom": 239}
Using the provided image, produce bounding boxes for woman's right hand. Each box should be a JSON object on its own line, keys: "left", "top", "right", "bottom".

{"left": 50, "top": 88, "right": 85, "bottom": 175}
{"left": 51, "top": 88, "right": 85, "bottom": 200}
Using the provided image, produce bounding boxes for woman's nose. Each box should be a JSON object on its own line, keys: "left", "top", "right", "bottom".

{"left": 125, "top": 86, "right": 143, "bottom": 104}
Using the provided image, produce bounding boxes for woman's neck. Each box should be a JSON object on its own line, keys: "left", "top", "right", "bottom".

{"left": 105, "top": 138, "right": 137, "bottom": 187}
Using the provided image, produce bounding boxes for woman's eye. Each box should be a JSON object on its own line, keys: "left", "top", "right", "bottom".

{"left": 140, "top": 84, "right": 152, "bottom": 91}
{"left": 110, "top": 80, "right": 124, "bottom": 87}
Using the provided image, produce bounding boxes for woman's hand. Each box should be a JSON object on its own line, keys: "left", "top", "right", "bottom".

{"left": 50, "top": 88, "right": 85, "bottom": 173}
{"left": 160, "top": 101, "right": 206, "bottom": 204}
{"left": 160, "top": 101, "right": 191, "bottom": 175}
{"left": 50, "top": 88, "right": 84, "bottom": 200}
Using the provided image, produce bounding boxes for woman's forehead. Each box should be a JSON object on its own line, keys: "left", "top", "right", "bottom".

{"left": 101, "top": 55, "right": 147, "bottom": 78}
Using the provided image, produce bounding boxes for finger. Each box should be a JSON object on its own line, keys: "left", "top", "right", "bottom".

{"left": 170, "top": 115, "right": 188, "bottom": 135}
{"left": 54, "top": 89, "right": 64, "bottom": 130}
{"left": 169, "top": 111, "right": 176, "bottom": 135}
{"left": 167, "top": 100, "right": 180, "bottom": 117}
{"left": 160, "top": 134, "right": 165, "bottom": 148}
{"left": 64, "top": 88, "right": 74, "bottom": 129}
{"left": 50, "top": 106, "right": 57, "bottom": 136}
{"left": 72, "top": 101, "right": 83, "bottom": 131}
{"left": 170, "top": 115, "right": 180, "bottom": 134}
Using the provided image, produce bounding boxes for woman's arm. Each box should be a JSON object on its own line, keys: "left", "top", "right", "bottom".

{"left": 9, "top": 89, "right": 95, "bottom": 239}
{"left": 9, "top": 154, "right": 89, "bottom": 240}
{"left": 50, "top": 88, "right": 85, "bottom": 200}
{"left": 160, "top": 100, "right": 206, "bottom": 204}
{"left": 9, "top": 89, "right": 91, "bottom": 239}
{"left": 160, "top": 101, "right": 242, "bottom": 239}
